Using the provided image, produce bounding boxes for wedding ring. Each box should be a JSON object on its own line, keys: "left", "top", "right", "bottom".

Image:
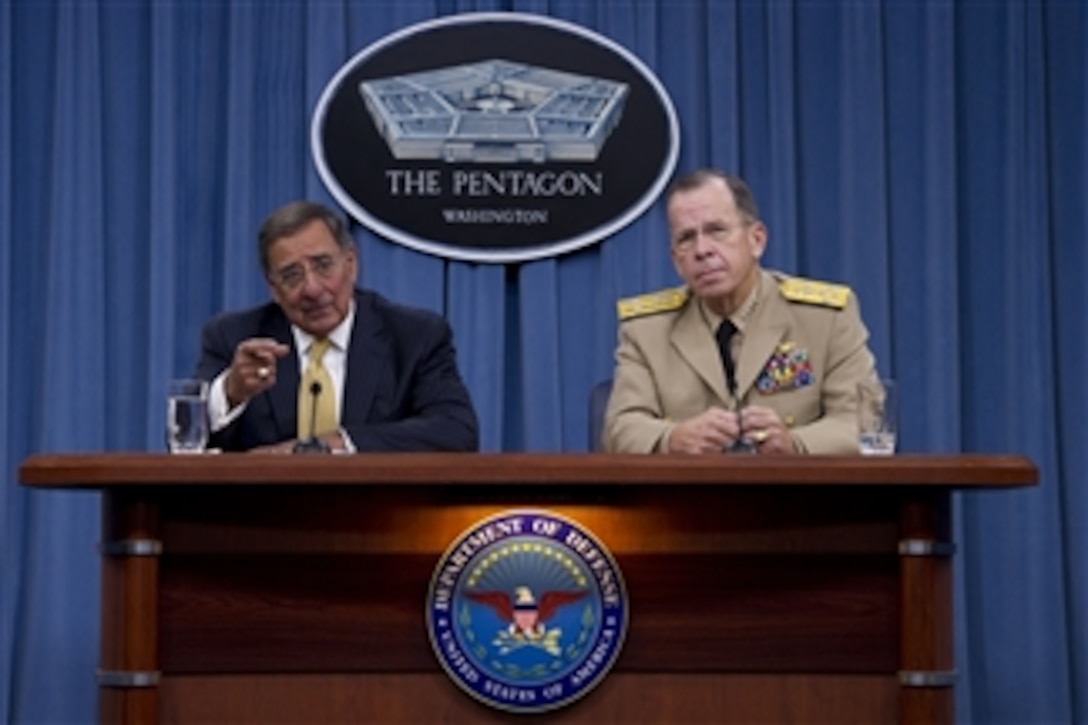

{"left": 256, "top": 366, "right": 270, "bottom": 380}
{"left": 752, "top": 429, "right": 769, "bottom": 444}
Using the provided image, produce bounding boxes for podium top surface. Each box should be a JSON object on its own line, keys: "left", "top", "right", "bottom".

{"left": 18, "top": 453, "right": 1038, "bottom": 490}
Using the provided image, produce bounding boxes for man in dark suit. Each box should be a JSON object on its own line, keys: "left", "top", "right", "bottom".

{"left": 195, "top": 201, "right": 479, "bottom": 453}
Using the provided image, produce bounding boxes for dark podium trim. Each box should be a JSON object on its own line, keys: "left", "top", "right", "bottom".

{"left": 21, "top": 452, "right": 1036, "bottom": 487}
{"left": 19, "top": 453, "right": 1036, "bottom": 724}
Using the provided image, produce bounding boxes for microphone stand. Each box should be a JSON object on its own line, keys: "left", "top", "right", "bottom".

{"left": 293, "top": 381, "right": 330, "bottom": 454}
{"left": 724, "top": 372, "right": 756, "bottom": 455}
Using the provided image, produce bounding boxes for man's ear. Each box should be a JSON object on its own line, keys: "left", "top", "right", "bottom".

{"left": 345, "top": 247, "right": 359, "bottom": 283}
{"left": 669, "top": 248, "right": 685, "bottom": 279}
{"left": 266, "top": 276, "right": 284, "bottom": 307}
{"left": 751, "top": 222, "right": 768, "bottom": 258}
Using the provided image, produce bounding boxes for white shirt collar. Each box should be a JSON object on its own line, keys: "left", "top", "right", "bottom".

{"left": 290, "top": 299, "right": 355, "bottom": 359}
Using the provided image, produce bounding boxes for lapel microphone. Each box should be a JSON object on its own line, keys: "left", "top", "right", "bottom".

{"left": 293, "top": 381, "right": 331, "bottom": 453}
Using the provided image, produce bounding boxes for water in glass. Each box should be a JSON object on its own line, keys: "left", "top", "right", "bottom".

{"left": 167, "top": 379, "right": 208, "bottom": 453}
{"left": 859, "top": 431, "right": 896, "bottom": 456}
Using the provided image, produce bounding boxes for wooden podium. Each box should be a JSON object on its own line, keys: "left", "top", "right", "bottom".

{"left": 19, "top": 453, "right": 1036, "bottom": 724}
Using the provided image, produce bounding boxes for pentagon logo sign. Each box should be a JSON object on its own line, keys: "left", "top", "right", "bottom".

{"left": 312, "top": 12, "right": 679, "bottom": 263}
{"left": 426, "top": 510, "right": 628, "bottom": 713}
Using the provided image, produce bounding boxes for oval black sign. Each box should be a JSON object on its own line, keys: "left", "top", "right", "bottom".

{"left": 311, "top": 12, "right": 679, "bottom": 263}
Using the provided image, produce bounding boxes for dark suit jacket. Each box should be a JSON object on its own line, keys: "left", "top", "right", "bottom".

{"left": 196, "top": 289, "right": 479, "bottom": 452}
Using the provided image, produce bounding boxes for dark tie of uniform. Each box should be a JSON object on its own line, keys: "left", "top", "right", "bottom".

{"left": 716, "top": 319, "right": 739, "bottom": 402}
{"left": 716, "top": 319, "right": 756, "bottom": 453}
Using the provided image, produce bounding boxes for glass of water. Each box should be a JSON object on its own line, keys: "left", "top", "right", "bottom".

{"left": 166, "top": 378, "right": 209, "bottom": 454}
{"left": 857, "top": 378, "right": 896, "bottom": 455}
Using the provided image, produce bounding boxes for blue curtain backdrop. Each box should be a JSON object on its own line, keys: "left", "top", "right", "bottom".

{"left": 2, "top": 0, "right": 1085, "bottom": 722}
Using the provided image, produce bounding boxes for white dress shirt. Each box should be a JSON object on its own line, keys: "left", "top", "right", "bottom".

{"left": 208, "top": 302, "right": 356, "bottom": 449}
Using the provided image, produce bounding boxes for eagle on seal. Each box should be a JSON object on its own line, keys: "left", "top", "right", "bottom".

{"left": 465, "top": 585, "right": 587, "bottom": 638}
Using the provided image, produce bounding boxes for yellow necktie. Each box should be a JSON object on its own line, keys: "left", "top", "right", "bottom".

{"left": 298, "top": 338, "right": 336, "bottom": 439}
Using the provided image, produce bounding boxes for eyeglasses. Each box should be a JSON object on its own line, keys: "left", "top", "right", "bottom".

{"left": 271, "top": 253, "right": 344, "bottom": 292}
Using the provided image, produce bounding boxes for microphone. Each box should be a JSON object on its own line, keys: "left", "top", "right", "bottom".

{"left": 724, "top": 368, "right": 756, "bottom": 454}
{"left": 717, "top": 323, "right": 756, "bottom": 455}
{"left": 293, "top": 381, "right": 330, "bottom": 454}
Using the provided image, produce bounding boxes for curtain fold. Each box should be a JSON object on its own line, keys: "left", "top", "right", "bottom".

{"left": 2, "top": 1, "right": 1085, "bottom": 722}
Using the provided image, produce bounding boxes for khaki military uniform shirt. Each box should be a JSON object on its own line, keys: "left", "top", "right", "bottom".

{"left": 603, "top": 268, "right": 877, "bottom": 454}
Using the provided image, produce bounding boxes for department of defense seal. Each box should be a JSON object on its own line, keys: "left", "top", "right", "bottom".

{"left": 426, "top": 509, "right": 628, "bottom": 714}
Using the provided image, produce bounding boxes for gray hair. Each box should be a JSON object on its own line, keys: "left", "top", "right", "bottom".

{"left": 666, "top": 169, "right": 761, "bottom": 223}
{"left": 257, "top": 201, "right": 354, "bottom": 274}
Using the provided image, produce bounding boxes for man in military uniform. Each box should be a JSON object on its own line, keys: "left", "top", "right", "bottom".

{"left": 603, "top": 169, "right": 879, "bottom": 454}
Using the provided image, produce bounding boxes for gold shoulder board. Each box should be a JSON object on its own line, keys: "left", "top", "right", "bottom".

{"left": 778, "top": 277, "right": 851, "bottom": 309}
{"left": 617, "top": 286, "right": 689, "bottom": 320}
